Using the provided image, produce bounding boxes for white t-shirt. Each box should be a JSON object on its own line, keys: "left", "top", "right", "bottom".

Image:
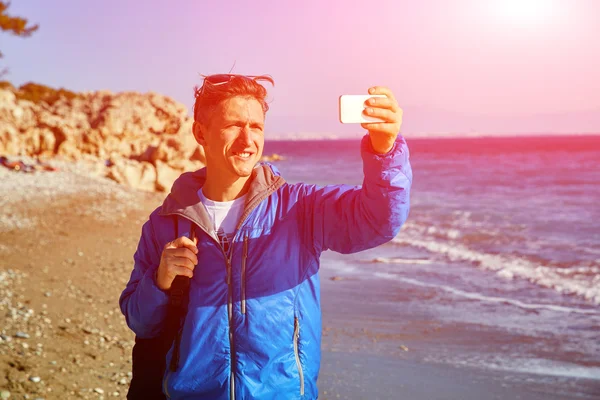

{"left": 198, "top": 188, "right": 247, "bottom": 256}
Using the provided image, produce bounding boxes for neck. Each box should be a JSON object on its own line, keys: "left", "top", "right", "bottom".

{"left": 202, "top": 169, "right": 252, "bottom": 202}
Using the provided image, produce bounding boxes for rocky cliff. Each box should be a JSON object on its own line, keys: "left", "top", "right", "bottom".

{"left": 0, "top": 82, "right": 205, "bottom": 192}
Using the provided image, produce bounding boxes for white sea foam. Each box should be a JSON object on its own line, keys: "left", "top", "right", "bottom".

{"left": 503, "top": 359, "right": 600, "bottom": 380}
{"left": 373, "top": 272, "right": 600, "bottom": 316}
{"left": 442, "top": 355, "right": 600, "bottom": 380}
{"left": 372, "top": 257, "right": 433, "bottom": 265}
{"left": 391, "top": 237, "right": 600, "bottom": 305}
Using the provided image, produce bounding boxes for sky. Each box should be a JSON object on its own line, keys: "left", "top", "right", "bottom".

{"left": 2, "top": 0, "right": 599, "bottom": 137}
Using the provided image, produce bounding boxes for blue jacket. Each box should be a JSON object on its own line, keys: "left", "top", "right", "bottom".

{"left": 120, "top": 134, "right": 413, "bottom": 399}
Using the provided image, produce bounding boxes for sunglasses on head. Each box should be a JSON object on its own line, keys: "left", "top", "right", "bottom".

{"left": 196, "top": 74, "right": 273, "bottom": 97}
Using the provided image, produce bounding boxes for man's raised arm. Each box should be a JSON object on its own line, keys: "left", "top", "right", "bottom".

{"left": 301, "top": 86, "right": 412, "bottom": 254}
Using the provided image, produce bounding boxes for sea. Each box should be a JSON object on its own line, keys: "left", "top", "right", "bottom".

{"left": 263, "top": 134, "right": 600, "bottom": 395}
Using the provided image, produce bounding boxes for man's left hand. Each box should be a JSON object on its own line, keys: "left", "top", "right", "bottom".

{"left": 361, "top": 86, "right": 403, "bottom": 154}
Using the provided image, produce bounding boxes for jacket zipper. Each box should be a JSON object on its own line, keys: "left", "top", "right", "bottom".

{"left": 163, "top": 370, "right": 172, "bottom": 399}
{"left": 225, "top": 190, "right": 277, "bottom": 398}
{"left": 224, "top": 244, "right": 235, "bottom": 400}
{"left": 293, "top": 316, "right": 305, "bottom": 396}
{"left": 241, "top": 234, "right": 248, "bottom": 314}
{"left": 200, "top": 216, "right": 237, "bottom": 400}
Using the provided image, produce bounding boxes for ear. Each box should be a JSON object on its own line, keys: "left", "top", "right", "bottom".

{"left": 192, "top": 121, "right": 208, "bottom": 147}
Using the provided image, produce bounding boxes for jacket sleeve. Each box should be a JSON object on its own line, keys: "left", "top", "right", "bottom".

{"left": 301, "top": 134, "right": 412, "bottom": 254}
{"left": 119, "top": 209, "right": 170, "bottom": 338}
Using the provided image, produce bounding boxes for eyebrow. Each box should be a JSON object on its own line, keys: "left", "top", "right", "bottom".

{"left": 224, "top": 118, "right": 264, "bottom": 126}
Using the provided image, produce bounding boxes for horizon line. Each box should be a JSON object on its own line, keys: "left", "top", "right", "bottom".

{"left": 264, "top": 132, "right": 600, "bottom": 141}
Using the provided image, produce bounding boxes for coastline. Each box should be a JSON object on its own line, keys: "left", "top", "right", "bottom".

{"left": 318, "top": 251, "right": 600, "bottom": 399}
{"left": 318, "top": 350, "right": 598, "bottom": 400}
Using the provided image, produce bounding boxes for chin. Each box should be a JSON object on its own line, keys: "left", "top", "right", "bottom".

{"left": 235, "top": 163, "right": 256, "bottom": 177}
{"left": 229, "top": 156, "right": 258, "bottom": 177}
{"left": 236, "top": 171, "right": 253, "bottom": 178}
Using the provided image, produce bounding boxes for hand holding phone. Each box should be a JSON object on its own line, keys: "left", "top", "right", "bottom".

{"left": 339, "top": 94, "right": 386, "bottom": 124}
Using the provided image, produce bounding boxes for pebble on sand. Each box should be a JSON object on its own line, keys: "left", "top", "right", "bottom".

{"left": 29, "top": 376, "right": 41, "bottom": 383}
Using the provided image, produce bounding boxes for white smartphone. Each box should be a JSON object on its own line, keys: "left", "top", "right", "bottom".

{"left": 339, "top": 94, "right": 386, "bottom": 124}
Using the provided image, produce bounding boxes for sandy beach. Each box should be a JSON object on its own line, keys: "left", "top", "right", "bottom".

{"left": 1, "top": 160, "right": 598, "bottom": 399}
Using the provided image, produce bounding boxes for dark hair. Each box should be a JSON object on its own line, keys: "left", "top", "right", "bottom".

{"left": 193, "top": 75, "right": 275, "bottom": 125}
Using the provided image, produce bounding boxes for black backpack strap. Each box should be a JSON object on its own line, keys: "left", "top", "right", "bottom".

{"left": 166, "top": 216, "right": 194, "bottom": 372}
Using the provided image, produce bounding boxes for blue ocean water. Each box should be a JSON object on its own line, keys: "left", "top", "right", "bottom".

{"left": 263, "top": 134, "right": 600, "bottom": 383}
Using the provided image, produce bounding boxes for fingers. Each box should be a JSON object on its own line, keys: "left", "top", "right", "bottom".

{"left": 171, "top": 256, "right": 196, "bottom": 271}
{"left": 364, "top": 96, "right": 398, "bottom": 112}
{"left": 172, "top": 265, "right": 194, "bottom": 279}
{"left": 165, "top": 235, "right": 199, "bottom": 255}
{"left": 156, "top": 248, "right": 197, "bottom": 289}
{"left": 167, "top": 247, "right": 198, "bottom": 266}
{"left": 363, "top": 107, "right": 396, "bottom": 123}
{"left": 157, "top": 236, "right": 199, "bottom": 290}
{"left": 360, "top": 122, "right": 400, "bottom": 134}
{"left": 368, "top": 86, "right": 397, "bottom": 104}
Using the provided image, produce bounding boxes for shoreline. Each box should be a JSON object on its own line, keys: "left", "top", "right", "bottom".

{"left": 318, "top": 349, "right": 599, "bottom": 400}
{"left": 318, "top": 250, "right": 600, "bottom": 399}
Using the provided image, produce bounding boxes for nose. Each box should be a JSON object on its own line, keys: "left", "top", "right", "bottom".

{"left": 238, "top": 126, "right": 253, "bottom": 146}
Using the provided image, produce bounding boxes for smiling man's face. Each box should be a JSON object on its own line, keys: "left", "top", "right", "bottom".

{"left": 194, "top": 96, "right": 265, "bottom": 179}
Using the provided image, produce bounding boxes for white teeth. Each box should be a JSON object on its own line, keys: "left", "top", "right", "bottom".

{"left": 235, "top": 152, "right": 251, "bottom": 158}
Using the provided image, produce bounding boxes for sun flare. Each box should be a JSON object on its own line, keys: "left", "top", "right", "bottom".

{"left": 487, "top": 0, "right": 561, "bottom": 25}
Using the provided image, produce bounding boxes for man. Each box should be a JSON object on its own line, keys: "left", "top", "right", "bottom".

{"left": 120, "top": 74, "right": 412, "bottom": 399}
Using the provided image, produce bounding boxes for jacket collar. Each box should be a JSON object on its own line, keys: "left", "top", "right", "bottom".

{"left": 158, "top": 162, "right": 286, "bottom": 236}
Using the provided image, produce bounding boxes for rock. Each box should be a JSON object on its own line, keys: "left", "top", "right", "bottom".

{"left": 330, "top": 276, "right": 344, "bottom": 281}
{"left": 0, "top": 125, "right": 21, "bottom": 154}
{"left": 155, "top": 160, "right": 181, "bottom": 192}
{"left": 399, "top": 345, "right": 409, "bottom": 352}
{"left": 29, "top": 376, "right": 41, "bottom": 383}
{"left": 15, "top": 331, "right": 30, "bottom": 339}
{"left": 261, "top": 153, "right": 286, "bottom": 162}
{"left": 139, "top": 145, "right": 158, "bottom": 163}
{"left": 153, "top": 139, "right": 177, "bottom": 163}
{"left": 93, "top": 388, "right": 104, "bottom": 394}
{"left": 0, "top": 390, "right": 10, "bottom": 399}
{"left": 56, "top": 140, "right": 81, "bottom": 160}
{"left": 168, "top": 158, "right": 203, "bottom": 172}
{"left": 0, "top": 86, "right": 206, "bottom": 192}
{"left": 106, "top": 159, "right": 156, "bottom": 192}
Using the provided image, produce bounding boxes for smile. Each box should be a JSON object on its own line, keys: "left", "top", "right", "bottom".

{"left": 233, "top": 152, "right": 253, "bottom": 159}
